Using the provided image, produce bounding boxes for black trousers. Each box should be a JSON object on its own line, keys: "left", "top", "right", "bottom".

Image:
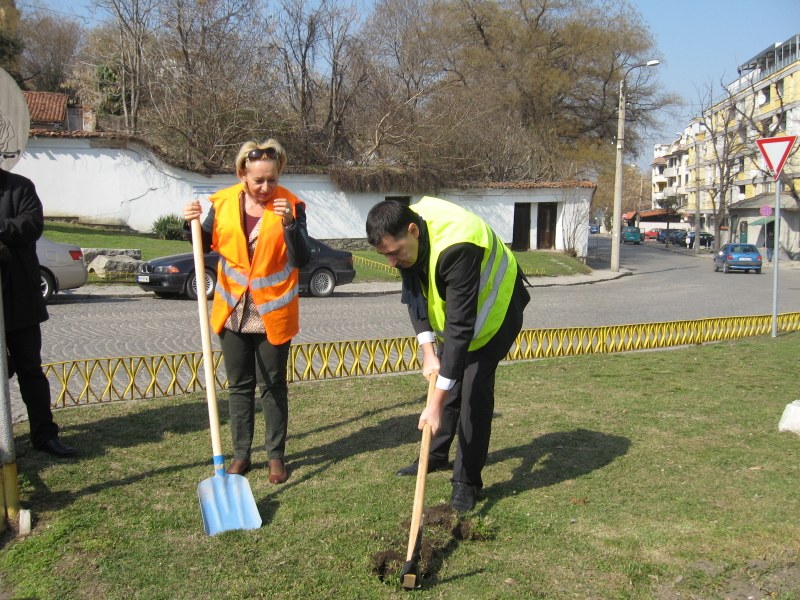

{"left": 219, "top": 329, "right": 290, "bottom": 461}
{"left": 6, "top": 324, "right": 58, "bottom": 447}
{"left": 430, "top": 276, "right": 529, "bottom": 489}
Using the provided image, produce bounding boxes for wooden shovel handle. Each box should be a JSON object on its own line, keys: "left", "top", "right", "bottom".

{"left": 190, "top": 219, "right": 223, "bottom": 462}
{"left": 405, "top": 371, "right": 438, "bottom": 562}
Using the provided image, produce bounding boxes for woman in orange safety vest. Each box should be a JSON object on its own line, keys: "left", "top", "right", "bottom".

{"left": 184, "top": 139, "right": 311, "bottom": 484}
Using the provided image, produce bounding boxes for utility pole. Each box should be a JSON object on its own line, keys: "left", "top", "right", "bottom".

{"left": 611, "top": 60, "right": 659, "bottom": 272}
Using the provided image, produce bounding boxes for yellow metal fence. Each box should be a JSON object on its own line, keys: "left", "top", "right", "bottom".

{"left": 43, "top": 313, "right": 800, "bottom": 409}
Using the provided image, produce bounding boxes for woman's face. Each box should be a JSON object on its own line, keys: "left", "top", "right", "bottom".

{"left": 240, "top": 159, "right": 279, "bottom": 203}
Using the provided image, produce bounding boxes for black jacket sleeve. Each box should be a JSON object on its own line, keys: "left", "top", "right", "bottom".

{"left": 284, "top": 203, "right": 311, "bottom": 268}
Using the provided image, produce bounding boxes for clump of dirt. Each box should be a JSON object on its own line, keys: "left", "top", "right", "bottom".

{"left": 371, "top": 549, "right": 404, "bottom": 583}
{"left": 371, "top": 503, "right": 492, "bottom": 585}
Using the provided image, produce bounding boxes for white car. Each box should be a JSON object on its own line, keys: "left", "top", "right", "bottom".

{"left": 36, "top": 237, "right": 88, "bottom": 302}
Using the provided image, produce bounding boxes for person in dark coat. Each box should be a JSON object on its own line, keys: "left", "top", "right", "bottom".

{"left": 0, "top": 168, "right": 75, "bottom": 457}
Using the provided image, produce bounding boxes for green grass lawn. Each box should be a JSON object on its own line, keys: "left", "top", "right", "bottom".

{"left": 3, "top": 333, "right": 799, "bottom": 599}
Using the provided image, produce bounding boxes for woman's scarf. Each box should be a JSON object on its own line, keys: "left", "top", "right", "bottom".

{"left": 400, "top": 220, "right": 431, "bottom": 321}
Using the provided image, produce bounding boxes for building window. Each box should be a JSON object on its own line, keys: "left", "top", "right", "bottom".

{"left": 759, "top": 86, "right": 771, "bottom": 105}
{"left": 776, "top": 78, "right": 784, "bottom": 98}
{"left": 777, "top": 111, "right": 787, "bottom": 133}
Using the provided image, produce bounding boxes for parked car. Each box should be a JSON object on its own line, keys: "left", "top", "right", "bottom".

{"left": 713, "top": 243, "right": 762, "bottom": 274}
{"left": 665, "top": 229, "right": 688, "bottom": 245}
{"left": 136, "top": 237, "right": 356, "bottom": 299}
{"left": 589, "top": 224, "right": 600, "bottom": 234}
{"left": 644, "top": 228, "right": 662, "bottom": 240}
{"left": 656, "top": 229, "right": 673, "bottom": 244}
{"left": 687, "top": 232, "right": 715, "bottom": 249}
{"left": 670, "top": 230, "right": 689, "bottom": 246}
{"left": 36, "top": 237, "right": 88, "bottom": 302}
{"left": 621, "top": 226, "right": 643, "bottom": 244}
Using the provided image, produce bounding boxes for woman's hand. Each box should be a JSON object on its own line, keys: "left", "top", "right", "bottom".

{"left": 183, "top": 200, "right": 202, "bottom": 222}
{"left": 273, "top": 197, "right": 294, "bottom": 226}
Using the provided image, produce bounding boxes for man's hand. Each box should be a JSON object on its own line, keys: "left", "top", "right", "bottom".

{"left": 418, "top": 380, "right": 446, "bottom": 436}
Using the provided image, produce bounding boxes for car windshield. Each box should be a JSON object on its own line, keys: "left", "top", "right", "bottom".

{"left": 731, "top": 245, "right": 757, "bottom": 253}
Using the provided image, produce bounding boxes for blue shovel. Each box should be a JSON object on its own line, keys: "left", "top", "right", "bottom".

{"left": 191, "top": 219, "right": 262, "bottom": 536}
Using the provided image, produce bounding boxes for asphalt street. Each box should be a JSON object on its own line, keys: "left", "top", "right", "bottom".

{"left": 41, "top": 238, "right": 800, "bottom": 363}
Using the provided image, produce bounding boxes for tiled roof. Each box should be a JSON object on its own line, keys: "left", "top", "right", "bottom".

{"left": 23, "top": 92, "right": 67, "bottom": 124}
{"left": 651, "top": 156, "right": 667, "bottom": 166}
{"left": 482, "top": 180, "right": 596, "bottom": 190}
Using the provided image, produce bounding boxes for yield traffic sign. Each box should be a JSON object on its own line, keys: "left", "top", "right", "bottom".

{"left": 756, "top": 135, "right": 797, "bottom": 180}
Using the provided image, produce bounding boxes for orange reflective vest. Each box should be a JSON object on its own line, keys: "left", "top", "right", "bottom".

{"left": 208, "top": 183, "right": 301, "bottom": 345}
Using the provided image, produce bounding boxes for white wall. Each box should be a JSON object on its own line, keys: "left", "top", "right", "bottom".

{"left": 14, "top": 136, "right": 593, "bottom": 255}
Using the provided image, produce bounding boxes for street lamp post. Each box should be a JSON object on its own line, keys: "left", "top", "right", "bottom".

{"left": 693, "top": 136, "right": 702, "bottom": 255}
{"left": 611, "top": 60, "right": 659, "bottom": 272}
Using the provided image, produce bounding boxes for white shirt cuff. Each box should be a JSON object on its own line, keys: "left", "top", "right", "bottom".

{"left": 436, "top": 374, "right": 455, "bottom": 391}
{"left": 416, "top": 331, "right": 436, "bottom": 345}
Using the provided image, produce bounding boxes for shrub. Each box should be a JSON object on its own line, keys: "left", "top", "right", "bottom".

{"left": 151, "top": 214, "right": 185, "bottom": 240}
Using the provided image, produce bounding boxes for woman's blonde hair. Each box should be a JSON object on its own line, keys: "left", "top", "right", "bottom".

{"left": 235, "top": 139, "right": 287, "bottom": 177}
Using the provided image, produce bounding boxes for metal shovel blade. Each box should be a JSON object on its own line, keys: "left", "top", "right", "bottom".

{"left": 197, "top": 471, "right": 262, "bottom": 536}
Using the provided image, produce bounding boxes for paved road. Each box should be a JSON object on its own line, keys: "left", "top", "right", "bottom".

{"left": 40, "top": 239, "right": 800, "bottom": 363}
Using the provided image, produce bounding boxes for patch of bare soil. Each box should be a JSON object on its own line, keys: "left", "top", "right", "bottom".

{"left": 652, "top": 550, "right": 800, "bottom": 599}
{"left": 371, "top": 503, "right": 490, "bottom": 587}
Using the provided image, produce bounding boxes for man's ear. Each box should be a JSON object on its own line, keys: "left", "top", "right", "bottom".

{"left": 408, "top": 223, "right": 420, "bottom": 239}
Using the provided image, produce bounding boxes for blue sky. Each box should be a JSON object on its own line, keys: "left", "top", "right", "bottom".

{"left": 633, "top": 0, "right": 799, "bottom": 169}
{"left": 20, "top": 0, "right": 800, "bottom": 170}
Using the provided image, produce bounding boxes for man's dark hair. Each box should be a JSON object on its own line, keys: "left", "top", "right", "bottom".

{"left": 365, "top": 200, "right": 421, "bottom": 246}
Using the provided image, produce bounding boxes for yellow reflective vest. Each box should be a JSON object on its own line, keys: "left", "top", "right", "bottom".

{"left": 209, "top": 183, "right": 300, "bottom": 345}
{"left": 411, "top": 196, "right": 518, "bottom": 351}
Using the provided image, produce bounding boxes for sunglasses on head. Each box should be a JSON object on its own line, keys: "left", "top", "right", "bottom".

{"left": 247, "top": 147, "right": 280, "bottom": 161}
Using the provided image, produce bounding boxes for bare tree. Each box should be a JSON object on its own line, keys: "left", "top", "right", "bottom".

{"left": 18, "top": 12, "right": 83, "bottom": 93}
{"left": 94, "top": 0, "right": 158, "bottom": 132}
{"left": 143, "top": 0, "right": 274, "bottom": 171}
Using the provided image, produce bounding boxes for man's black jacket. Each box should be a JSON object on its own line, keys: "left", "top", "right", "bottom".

{"left": 0, "top": 169, "right": 48, "bottom": 332}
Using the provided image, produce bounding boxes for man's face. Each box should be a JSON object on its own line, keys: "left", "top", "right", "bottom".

{"left": 373, "top": 224, "right": 420, "bottom": 269}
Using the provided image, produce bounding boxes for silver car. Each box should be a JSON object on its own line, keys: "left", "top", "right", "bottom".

{"left": 36, "top": 237, "right": 88, "bottom": 302}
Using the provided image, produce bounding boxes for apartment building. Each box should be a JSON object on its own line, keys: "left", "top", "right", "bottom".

{"left": 653, "top": 33, "right": 799, "bottom": 257}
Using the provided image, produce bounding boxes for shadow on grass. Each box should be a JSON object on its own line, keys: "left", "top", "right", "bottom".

{"left": 482, "top": 428, "right": 631, "bottom": 511}
{"left": 412, "top": 429, "right": 630, "bottom": 588}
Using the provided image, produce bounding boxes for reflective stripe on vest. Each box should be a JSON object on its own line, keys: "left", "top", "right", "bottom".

{"left": 473, "top": 231, "right": 510, "bottom": 338}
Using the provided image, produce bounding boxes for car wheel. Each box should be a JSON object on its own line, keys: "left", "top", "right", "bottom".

{"left": 755, "top": 268, "right": 761, "bottom": 274}
{"left": 309, "top": 268, "right": 335, "bottom": 297}
{"left": 40, "top": 269, "right": 55, "bottom": 303}
{"left": 723, "top": 263, "right": 730, "bottom": 274}
{"left": 185, "top": 269, "right": 216, "bottom": 300}
{"left": 713, "top": 262, "right": 719, "bottom": 272}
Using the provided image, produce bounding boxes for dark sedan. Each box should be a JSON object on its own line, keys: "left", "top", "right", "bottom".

{"left": 136, "top": 237, "right": 355, "bottom": 299}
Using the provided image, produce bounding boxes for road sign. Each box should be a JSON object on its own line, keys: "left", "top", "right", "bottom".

{"left": 759, "top": 205, "right": 772, "bottom": 217}
{"left": 756, "top": 136, "right": 797, "bottom": 180}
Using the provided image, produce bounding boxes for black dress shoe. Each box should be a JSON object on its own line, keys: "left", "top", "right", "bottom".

{"left": 37, "top": 438, "right": 77, "bottom": 458}
{"left": 450, "top": 481, "right": 478, "bottom": 512}
{"left": 395, "top": 457, "right": 450, "bottom": 476}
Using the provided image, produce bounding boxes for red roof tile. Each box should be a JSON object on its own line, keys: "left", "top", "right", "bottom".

{"left": 23, "top": 91, "right": 67, "bottom": 124}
